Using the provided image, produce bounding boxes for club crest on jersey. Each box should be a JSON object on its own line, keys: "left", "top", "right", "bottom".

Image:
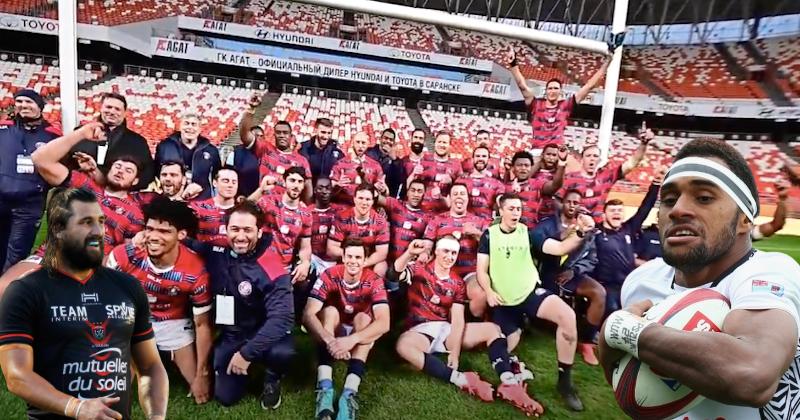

{"left": 93, "top": 326, "right": 105, "bottom": 340}
{"left": 238, "top": 281, "right": 252, "bottom": 297}
{"left": 34, "top": 142, "right": 46, "bottom": 150}
{"left": 84, "top": 320, "right": 111, "bottom": 347}
{"left": 203, "top": 152, "right": 210, "bottom": 160}
{"left": 752, "top": 279, "right": 784, "bottom": 297}
{"left": 168, "top": 286, "right": 180, "bottom": 296}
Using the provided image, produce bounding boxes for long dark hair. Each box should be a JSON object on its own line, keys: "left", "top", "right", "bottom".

{"left": 42, "top": 188, "right": 99, "bottom": 273}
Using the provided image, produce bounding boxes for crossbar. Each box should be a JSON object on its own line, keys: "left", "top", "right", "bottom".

{"left": 293, "top": 0, "right": 610, "bottom": 54}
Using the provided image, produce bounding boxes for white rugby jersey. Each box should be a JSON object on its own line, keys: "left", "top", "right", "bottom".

{"left": 621, "top": 251, "right": 800, "bottom": 420}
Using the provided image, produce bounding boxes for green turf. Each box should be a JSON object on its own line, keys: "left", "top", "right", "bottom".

{"left": 3, "top": 233, "right": 797, "bottom": 419}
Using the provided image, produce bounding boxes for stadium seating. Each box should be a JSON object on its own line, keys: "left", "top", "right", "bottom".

{"left": 755, "top": 36, "right": 800, "bottom": 98}
{"left": 728, "top": 42, "right": 758, "bottom": 69}
{"left": 446, "top": 28, "right": 533, "bottom": 67}
{"left": 625, "top": 45, "right": 766, "bottom": 99}
{"left": 246, "top": 0, "right": 341, "bottom": 36}
{"left": 74, "top": 0, "right": 220, "bottom": 26}
{"left": 419, "top": 104, "right": 533, "bottom": 159}
{"left": 361, "top": 15, "right": 442, "bottom": 52}
{"left": 534, "top": 45, "right": 600, "bottom": 83}
{"left": 0, "top": 59, "right": 103, "bottom": 109}
{"left": 0, "top": 0, "right": 49, "bottom": 15}
{"left": 43, "top": 75, "right": 255, "bottom": 152}
{"left": 261, "top": 91, "right": 414, "bottom": 153}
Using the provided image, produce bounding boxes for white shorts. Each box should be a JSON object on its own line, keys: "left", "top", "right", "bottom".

{"left": 152, "top": 318, "right": 194, "bottom": 351}
{"left": 336, "top": 324, "right": 354, "bottom": 337}
{"left": 311, "top": 254, "right": 336, "bottom": 275}
{"left": 463, "top": 272, "right": 477, "bottom": 283}
{"left": 410, "top": 321, "right": 452, "bottom": 354}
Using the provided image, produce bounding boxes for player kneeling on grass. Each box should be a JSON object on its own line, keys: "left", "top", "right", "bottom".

{"left": 478, "top": 193, "right": 596, "bottom": 413}
{"left": 107, "top": 196, "right": 213, "bottom": 404}
{"left": 303, "top": 238, "right": 391, "bottom": 420}
{"left": 393, "top": 237, "right": 545, "bottom": 411}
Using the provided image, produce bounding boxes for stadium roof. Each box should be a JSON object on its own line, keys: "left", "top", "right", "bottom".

{"left": 379, "top": 0, "right": 800, "bottom": 26}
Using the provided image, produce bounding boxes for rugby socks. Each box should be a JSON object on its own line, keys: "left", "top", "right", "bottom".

{"left": 557, "top": 361, "right": 574, "bottom": 391}
{"left": 317, "top": 345, "right": 334, "bottom": 390}
{"left": 343, "top": 359, "right": 366, "bottom": 396}
{"left": 317, "top": 365, "right": 333, "bottom": 390}
{"left": 422, "top": 353, "right": 457, "bottom": 384}
{"left": 488, "top": 338, "right": 514, "bottom": 384}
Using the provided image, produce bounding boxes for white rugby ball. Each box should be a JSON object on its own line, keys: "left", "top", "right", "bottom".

{"left": 612, "top": 288, "right": 731, "bottom": 420}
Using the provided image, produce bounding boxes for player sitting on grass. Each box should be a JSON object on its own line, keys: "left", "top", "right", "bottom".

{"left": 393, "top": 237, "right": 544, "bottom": 412}
{"left": 304, "top": 239, "right": 391, "bottom": 420}
{"left": 478, "top": 193, "right": 596, "bottom": 412}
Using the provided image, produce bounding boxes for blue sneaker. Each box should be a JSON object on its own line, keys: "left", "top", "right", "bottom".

{"left": 314, "top": 387, "right": 335, "bottom": 420}
{"left": 335, "top": 391, "right": 359, "bottom": 420}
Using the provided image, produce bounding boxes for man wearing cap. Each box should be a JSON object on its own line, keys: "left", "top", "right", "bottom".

{"left": 70, "top": 92, "right": 154, "bottom": 190}
{"left": 0, "top": 89, "right": 61, "bottom": 272}
{"left": 600, "top": 138, "right": 800, "bottom": 419}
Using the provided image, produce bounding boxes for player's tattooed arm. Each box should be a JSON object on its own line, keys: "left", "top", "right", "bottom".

{"left": 625, "top": 305, "right": 797, "bottom": 407}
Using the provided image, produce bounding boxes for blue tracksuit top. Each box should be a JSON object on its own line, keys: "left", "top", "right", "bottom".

{"left": 0, "top": 117, "right": 61, "bottom": 197}
{"left": 592, "top": 182, "right": 660, "bottom": 288}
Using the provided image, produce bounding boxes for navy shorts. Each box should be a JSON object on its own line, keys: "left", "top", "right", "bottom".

{"left": 492, "top": 288, "right": 554, "bottom": 336}
{"left": 558, "top": 274, "right": 593, "bottom": 297}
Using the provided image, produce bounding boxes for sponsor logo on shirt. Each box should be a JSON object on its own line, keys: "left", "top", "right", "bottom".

{"left": 752, "top": 279, "right": 784, "bottom": 297}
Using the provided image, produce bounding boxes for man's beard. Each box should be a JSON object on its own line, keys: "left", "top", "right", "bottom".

{"left": 662, "top": 215, "right": 738, "bottom": 274}
{"left": 106, "top": 178, "right": 130, "bottom": 192}
{"left": 162, "top": 182, "right": 182, "bottom": 196}
{"left": 61, "top": 235, "right": 104, "bottom": 270}
{"left": 410, "top": 143, "right": 424, "bottom": 154}
{"left": 276, "top": 139, "right": 291, "bottom": 151}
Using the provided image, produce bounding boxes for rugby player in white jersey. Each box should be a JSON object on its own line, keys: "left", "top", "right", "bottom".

{"left": 599, "top": 138, "right": 800, "bottom": 419}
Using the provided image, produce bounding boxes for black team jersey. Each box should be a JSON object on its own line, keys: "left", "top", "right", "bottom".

{"left": 0, "top": 266, "right": 154, "bottom": 419}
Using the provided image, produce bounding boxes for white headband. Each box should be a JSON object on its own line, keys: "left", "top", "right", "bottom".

{"left": 435, "top": 237, "right": 461, "bottom": 252}
{"left": 663, "top": 156, "right": 758, "bottom": 222}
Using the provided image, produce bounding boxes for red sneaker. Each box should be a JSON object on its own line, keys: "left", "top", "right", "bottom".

{"left": 460, "top": 372, "right": 494, "bottom": 402}
{"left": 497, "top": 382, "right": 544, "bottom": 416}
{"left": 578, "top": 343, "right": 599, "bottom": 366}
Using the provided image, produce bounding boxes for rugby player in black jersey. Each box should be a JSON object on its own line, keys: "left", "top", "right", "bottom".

{"left": 0, "top": 187, "right": 169, "bottom": 419}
